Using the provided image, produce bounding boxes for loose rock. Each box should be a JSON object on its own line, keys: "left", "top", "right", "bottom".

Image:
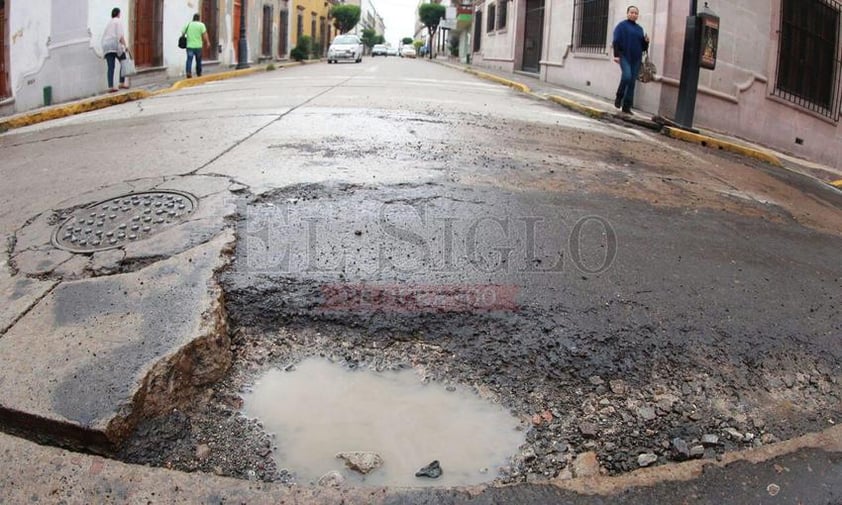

{"left": 415, "top": 460, "right": 443, "bottom": 479}
{"left": 701, "top": 434, "right": 720, "bottom": 446}
{"left": 318, "top": 470, "right": 345, "bottom": 487}
{"left": 579, "top": 421, "right": 599, "bottom": 438}
{"left": 571, "top": 451, "right": 600, "bottom": 478}
{"left": 336, "top": 451, "right": 383, "bottom": 474}
{"left": 638, "top": 453, "right": 658, "bottom": 467}
{"left": 671, "top": 438, "right": 690, "bottom": 461}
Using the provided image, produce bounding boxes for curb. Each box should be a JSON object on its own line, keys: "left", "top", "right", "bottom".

{"left": 166, "top": 67, "right": 264, "bottom": 92}
{"left": 547, "top": 95, "right": 607, "bottom": 120}
{"left": 662, "top": 126, "right": 782, "bottom": 167}
{"left": 462, "top": 67, "right": 531, "bottom": 93}
{"left": 0, "top": 90, "right": 152, "bottom": 131}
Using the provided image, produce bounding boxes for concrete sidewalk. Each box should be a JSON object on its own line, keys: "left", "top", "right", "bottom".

{"left": 432, "top": 58, "right": 842, "bottom": 192}
{"left": 0, "top": 60, "right": 304, "bottom": 133}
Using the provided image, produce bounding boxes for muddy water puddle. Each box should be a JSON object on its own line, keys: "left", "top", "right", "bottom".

{"left": 242, "top": 358, "right": 525, "bottom": 487}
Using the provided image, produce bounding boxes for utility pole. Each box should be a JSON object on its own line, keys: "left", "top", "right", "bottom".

{"left": 674, "top": 0, "right": 700, "bottom": 129}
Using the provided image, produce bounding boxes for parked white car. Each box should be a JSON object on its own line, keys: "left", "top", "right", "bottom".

{"left": 372, "top": 44, "right": 388, "bottom": 56}
{"left": 328, "top": 35, "right": 363, "bottom": 64}
{"left": 400, "top": 46, "right": 417, "bottom": 59}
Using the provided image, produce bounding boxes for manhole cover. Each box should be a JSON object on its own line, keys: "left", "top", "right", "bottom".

{"left": 52, "top": 191, "right": 198, "bottom": 253}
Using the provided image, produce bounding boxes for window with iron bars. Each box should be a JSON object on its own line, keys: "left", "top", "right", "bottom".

{"left": 774, "top": 0, "right": 842, "bottom": 121}
{"left": 497, "top": 0, "right": 508, "bottom": 30}
{"left": 487, "top": 3, "right": 496, "bottom": 33}
{"left": 572, "top": 0, "right": 609, "bottom": 53}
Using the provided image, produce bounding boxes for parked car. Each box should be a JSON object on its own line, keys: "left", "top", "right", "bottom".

{"left": 400, "top": 46, "right": 417, "bottom": 59}
{"left": 372, "top": 44, "right": 388, "bottom": 56}
{"left": 328, "top": 35, "right": 363, "bottom": 63}
{"left": 387, "top": 47, "right": 399, "bottom": 57}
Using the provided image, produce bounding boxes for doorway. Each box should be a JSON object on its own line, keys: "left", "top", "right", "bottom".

{"left": 262, "top": 5, "right": 272, "bottom": 57}
{"left": 278, "top": 9, "right": 288, "bottom": 57}
{"left": 202, "top": 0, "right": 218, "bottom": 60}
{"left": 0, "top": 0, "right": 7, "bottom": 97}
{"left": 522, "top": 0, "right": 544, "bottom": 73}
{"left": 233, "top": 0, "right": 241, "bottom": 59}
{"left": 134, "top": 0, "right": 163, "bottom": 67}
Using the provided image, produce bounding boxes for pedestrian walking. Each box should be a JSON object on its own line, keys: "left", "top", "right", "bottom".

{"left": 101, "top": 7, "right": 129, "bottom": 92}
{"left": 612, "top": 6, "right": 649, "bottom": 114}
{"left": 183, "top": 14, "right": 210, "bottom": 78}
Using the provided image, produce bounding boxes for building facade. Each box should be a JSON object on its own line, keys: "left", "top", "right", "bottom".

{"left": 290, "top": 0, "right": 335, "bottom": 55}
{"left": 470, "top": 0, "right": 842, "bottom": 167}
{"left": 0, "top": 0, "right": 292, "bottom": 115}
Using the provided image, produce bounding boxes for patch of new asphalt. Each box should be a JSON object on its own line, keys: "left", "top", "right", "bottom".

{"left": 434, "top": 59, "right": 842, "bottom": 192}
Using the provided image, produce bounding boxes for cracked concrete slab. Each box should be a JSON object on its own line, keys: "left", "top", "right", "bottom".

{"left": 0, "top": 262, "right": 58, "bottom": 335}
{"left": 0, "top": 231, "right": 234, "bottom": 449}
{"left": 153, "top": 174, "right": 240, "bottom": 198}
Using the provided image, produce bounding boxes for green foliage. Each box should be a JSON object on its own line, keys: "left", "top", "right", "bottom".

{"left": 360, "top": 28, "right": 377, "bottom": 49}
{"left": 291, "top": 35, "right": 312, "bottom": 61}
{"left": 329, "top": 4, "right": 361, "bottom": 34}
{"left": 290, "top": 47, "right": 306, "bottom": 61}
{"left": 419, "top": 3, "right": 446, "bottom": 33}
{"left": 402, "top": 37, "right": 414, "bottom": 45}
{"left": 266, "top": 63, "right": 277, "bottom": 71}
{"left": 413, "top": 40, "right": 424, "bottom": 50}
{"left": 374, "top": 34, "right": 385, "bottom": 45}
{"left": 311, "top": 41, "right": 322, "bottom": 58}
{"left": 449, "top": 34, "right": 460, "bottom": 57}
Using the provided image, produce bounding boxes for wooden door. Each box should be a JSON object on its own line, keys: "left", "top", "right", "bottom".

{"left": 134, "top": 0, "right": 163, "bottom": 67}
{"left": 278, "top": 9, "right": 288, "bottom": 57}
{"left": 0, "top": 0, "right": 7, "bottom": 97}
{"left": 202, "top": 0, "right": 218, "bottom": 60}
{"left": 233, "top": 0, "right": 241, "bottom": 59}
{"left": 262, "top": 5, "right": 272, "bottom": 57}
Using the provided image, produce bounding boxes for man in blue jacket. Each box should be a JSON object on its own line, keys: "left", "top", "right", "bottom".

{"left": 612, "top": 6, "right": 649, "bottom": 114}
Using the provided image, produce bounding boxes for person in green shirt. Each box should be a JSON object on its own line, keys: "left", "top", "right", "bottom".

{"left": 183, "top": 14, "right": 210, "bottom": 78}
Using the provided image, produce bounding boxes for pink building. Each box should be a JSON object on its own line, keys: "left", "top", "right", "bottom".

{"left": 470, "top": 0, "right": 842, "bottom": 167}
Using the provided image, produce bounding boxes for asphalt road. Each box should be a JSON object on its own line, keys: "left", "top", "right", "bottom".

{"left": 2, "top": 56, "right": 842, "bottom": 500}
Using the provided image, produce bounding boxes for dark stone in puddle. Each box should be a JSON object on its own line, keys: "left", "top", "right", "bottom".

{"left": 415, "top": 460, "right": 443, "bottom": 479}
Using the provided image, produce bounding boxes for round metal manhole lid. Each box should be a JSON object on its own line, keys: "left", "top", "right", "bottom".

{"left": 52, "top": 191, "right": 198, "bottom": 253}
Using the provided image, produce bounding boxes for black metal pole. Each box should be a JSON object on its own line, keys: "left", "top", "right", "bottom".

{"left": 674, "top": 0, "right": 700, "bottom": 128}
{"left": 675, "top": 0, "right": 702, "bottom": 130}
{"left": 236, "top": 1, "right": 249, "bottom": 69}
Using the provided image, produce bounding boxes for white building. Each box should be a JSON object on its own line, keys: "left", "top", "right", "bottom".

{"left": 1, "top": 0, "right": 290, "bottom": 115}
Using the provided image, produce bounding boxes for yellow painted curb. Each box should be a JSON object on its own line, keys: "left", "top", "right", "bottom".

{"left": 0, "top": 90, "right": 152, "bottom": 131}
{"left": 547, "top": 95, "right": 607, "bottom": 120}
{"left": 831, "top": 179, "right": 842, "bottom": 188}
{"left": 166, "top": 67, "right": 264, "bottom": 92}
{"left": 663, "top": 126, "right": 782, "bottom": 167}
{"left": 463, "top": 68, "right": 531, "bottom": 93}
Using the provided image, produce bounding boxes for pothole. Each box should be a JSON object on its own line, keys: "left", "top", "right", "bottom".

{"left": 52, "top": 191, "right": 198, "bottom": 253}
{"left": 241, "top": 357, "right": 526, "bottom": 487}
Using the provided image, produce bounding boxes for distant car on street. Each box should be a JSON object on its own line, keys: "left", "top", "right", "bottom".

{"left": 328, "top": 35, "right": 363, "bottom": 64}
{"left": 372, "top": 44, "right": 388, "bottom": 56}
{"left": 386, "top": 47, "right": 399, "bottom": 57}
{"left": 400, "top": 46, "right": 417, "bottom": 58}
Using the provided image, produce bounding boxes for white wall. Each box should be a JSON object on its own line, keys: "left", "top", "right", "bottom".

{"left": 9, "top": 0, "right": 53, "bottom": 98}
{"left": 164, "top": 0, "right": 198, "bottom": 76}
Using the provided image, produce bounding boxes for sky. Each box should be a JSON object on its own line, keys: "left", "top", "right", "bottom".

{"left": 372, "top": 0, "right": 421, "bottom": 47}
